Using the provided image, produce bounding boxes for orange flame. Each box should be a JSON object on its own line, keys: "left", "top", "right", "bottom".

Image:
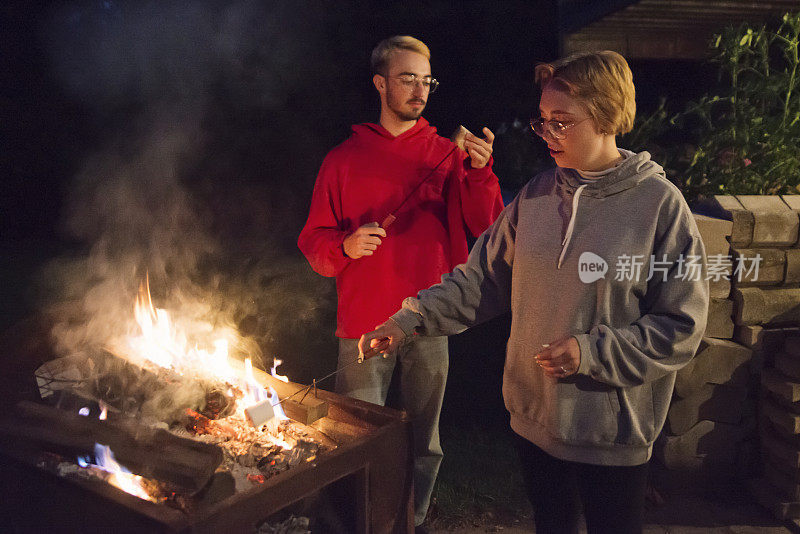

{"left": 121, "top": 276, "right": 292, "bottom": 420}
{"left": 270, "top": 359, "right": 289, "bottom": 383}
{"left": 93, "top": 443, "right": 154, "bottom": 502}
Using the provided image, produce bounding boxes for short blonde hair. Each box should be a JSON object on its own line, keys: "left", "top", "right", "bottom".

{"left": 371, "top": 36, "right": 431, "bottom": 75}
{"left": 535, "top": 50, "right": 636, "bottom": 135}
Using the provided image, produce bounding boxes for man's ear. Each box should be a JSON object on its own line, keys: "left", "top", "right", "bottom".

{"left": 373, "top": 73, "right": 386, "bottom": 94}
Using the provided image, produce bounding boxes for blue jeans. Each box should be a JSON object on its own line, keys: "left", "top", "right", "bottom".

{"left": 336, "top": 336, "right": 448, "bottom": 526}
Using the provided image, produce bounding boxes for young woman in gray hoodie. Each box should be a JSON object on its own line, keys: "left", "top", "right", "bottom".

{"left": 359, "top": 50, "right": 709, "bottom": 534}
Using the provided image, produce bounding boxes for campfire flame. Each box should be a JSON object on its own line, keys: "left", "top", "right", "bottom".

{"left": 119, "top": 276, "right": 288, "bottom": 420}
{"left": 242, "top": 357, "right": 287, "bottom": 422}
{"left": 127, "top": 277, "right": 237, "bottom": 383}
{"left": 271, "top": 359, "right": 289, "bottom": 383}
{"left": 78, "top": 276, "right": 305, "bottom": 494}
{"left": 91, "top": 443, "right": 155, "bottom": 502}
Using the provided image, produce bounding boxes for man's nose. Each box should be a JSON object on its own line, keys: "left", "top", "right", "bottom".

{"left": 412, "top": 82, "right": 427, "bottom": 96}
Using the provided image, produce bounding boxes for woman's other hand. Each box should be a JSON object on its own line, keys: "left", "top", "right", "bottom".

{"left": 535, "top": 337, "right": 581, "bottom": 378}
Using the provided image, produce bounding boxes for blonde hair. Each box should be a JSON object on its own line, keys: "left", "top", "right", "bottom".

{"left": 371, "top": 36, "right": 431, "bottom": 75}
{"left": 535, "top": 50, "right": 636, "bottom": 135}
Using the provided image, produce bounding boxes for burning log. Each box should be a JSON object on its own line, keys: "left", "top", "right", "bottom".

{"left": 1, "top": 401, "right": 222, "bottom": 492}
{"left": 201, "top": 387, "right": 237, "bottom": 419}
{"left": 81, "top": 349, "right": 222, "bottom": 424}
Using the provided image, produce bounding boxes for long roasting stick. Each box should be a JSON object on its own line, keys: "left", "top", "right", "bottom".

{"left": 381, "top": 146, "right": 457, "bottom": 228}
{"left": 272, "top": 340, "right": 390, "bottom": 409}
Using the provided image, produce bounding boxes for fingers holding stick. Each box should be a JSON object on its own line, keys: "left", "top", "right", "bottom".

{"left": 464, "top": 127, "right": 494, "bottom": 169}
{"left": 343, "top": 222, "right": 387, "bottom": 259}
{"left": 358, "top": 318, "right": 407, "bottom": 362}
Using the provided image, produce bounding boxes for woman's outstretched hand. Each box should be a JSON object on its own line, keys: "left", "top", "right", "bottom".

{"left": 535, "top": 337, "right": 581, "bottom": 378}
{"left": 358, "top": 318, "right": 407, "bottom": 361}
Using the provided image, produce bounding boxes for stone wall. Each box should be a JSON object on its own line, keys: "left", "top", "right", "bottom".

{"left": 653, "top": 195, "right": 800, "bottom": 525}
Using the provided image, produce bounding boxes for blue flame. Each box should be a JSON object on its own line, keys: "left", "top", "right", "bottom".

{"left": 268, "top": 386, "right": 287, "bottom": 420}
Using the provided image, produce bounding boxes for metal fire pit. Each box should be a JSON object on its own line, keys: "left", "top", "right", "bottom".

{"left": 0, "top": 319, "right": 414, "bottom": 534}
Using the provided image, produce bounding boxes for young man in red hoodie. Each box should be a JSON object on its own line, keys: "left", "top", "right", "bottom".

{"left": 298, "top": 35, "right": 503, "bottom": 529}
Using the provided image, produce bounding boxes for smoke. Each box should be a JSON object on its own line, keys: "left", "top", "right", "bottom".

{"left": 39, "top": 0, "right": 338, "bottom": 391}
{"left": 45, "top": 0, "right": 310, "bottom": 110}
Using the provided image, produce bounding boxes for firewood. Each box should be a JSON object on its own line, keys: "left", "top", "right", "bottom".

{"left": 0, "top": 401, "right": 222, "bottom": 492}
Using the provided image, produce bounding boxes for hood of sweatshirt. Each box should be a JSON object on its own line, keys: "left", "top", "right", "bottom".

{"left": 351, "top": 117, "right": 437, "bottom": 144}
{"left": 554, "top": 150, "right": 666, "bottom": 268}
{"left": 555, "top": 149, "right": 665, "bottom": 198}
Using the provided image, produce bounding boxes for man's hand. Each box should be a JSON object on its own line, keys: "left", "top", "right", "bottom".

{"left": 343, "top": 222, "right": 386, "bottom": 259}
{"left": 358, "top": 318, "right": 407, "bottom": 360}
{"left": 535, "top": 336, "right": 581, "bottom": 378}
{"left": 465, "top": 127, "right": 495, "bottom": 169}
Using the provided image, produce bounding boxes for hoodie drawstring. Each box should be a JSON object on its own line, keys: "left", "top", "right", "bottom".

{"left": 558, "top": 184, "right": 587, "bottom": 269}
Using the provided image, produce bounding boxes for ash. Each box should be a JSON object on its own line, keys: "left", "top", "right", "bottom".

{"left": 179, "top": 411, "right": 329, "bottom": 491}
{"left": 257, "top": 515, "right": 311, "bottom": 534}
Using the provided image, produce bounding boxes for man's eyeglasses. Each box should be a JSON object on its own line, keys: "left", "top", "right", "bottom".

{"left": 530, "top": 116, "right": 590, "bottom": 140}
{"left": 389, "top": 74, "right": 439, "bottom": 93}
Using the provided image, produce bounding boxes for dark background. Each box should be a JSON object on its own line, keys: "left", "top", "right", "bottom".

{"left": 1, "top": 0, "right": 712, "bottom": 426}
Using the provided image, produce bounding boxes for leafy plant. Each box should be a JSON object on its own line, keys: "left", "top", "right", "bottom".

{"left": 625, "top": 12, "right": 800, "bottom": 200}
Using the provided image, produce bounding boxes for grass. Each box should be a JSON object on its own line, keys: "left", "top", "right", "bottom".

{"left": 427, "top": 423, "right": 531, "bottom": 530}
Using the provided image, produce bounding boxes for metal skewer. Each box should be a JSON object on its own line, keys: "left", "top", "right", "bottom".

{"left": 271, "top": 340, "right": 390, "bottom": 409}
{"left": 381, "top": 146, "right": 457, "bottom": 228}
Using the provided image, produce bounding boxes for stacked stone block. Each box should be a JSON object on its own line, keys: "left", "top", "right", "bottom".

{"left": 750, "top": 330, "right": 800, "bottom": 524}
{"left": 697, "top": 195, "right": 800, "bottom": 524}
{"left": 654, "top": 209, "right": 756, "bottom": 476}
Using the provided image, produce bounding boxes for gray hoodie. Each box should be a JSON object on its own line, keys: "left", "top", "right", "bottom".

{"left": 392, "top": 150, "right": 709, "bottom": 466}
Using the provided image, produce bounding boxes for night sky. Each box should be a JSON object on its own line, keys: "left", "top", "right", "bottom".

{"left": 1, "top": 1, "right": 710, "bottom": 401}
{"left": 2, "top": 1, "right": 561, "bottom": 242}
{"left": 2, "top": 0, "right": 710, "bottom": 243}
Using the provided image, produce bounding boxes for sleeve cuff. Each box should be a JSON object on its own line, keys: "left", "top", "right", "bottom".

{"left": 574, "top": 333, "right": 595, "bottom": 376}
{"left": 391, "top": 308, "right": 423, "bottom": 336}
{"left": 464, "top": 155, "right": 494, "bottom": 173}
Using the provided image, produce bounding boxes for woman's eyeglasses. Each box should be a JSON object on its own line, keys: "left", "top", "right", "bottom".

{"left": 530, "top": 116, "right": 590, "bottom": 140}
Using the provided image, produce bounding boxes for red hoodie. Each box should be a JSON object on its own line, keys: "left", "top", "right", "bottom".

{"left": 298, "top": 118, "right": 503, "bottom": 338}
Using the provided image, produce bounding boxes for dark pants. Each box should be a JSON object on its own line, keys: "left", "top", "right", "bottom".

{"left": 513, "top": 433, "right": 648, "bottom": 534}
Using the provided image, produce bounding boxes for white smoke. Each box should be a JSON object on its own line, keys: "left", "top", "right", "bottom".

{"left": 39, "top": 0, "right": 337, "bottom": 392}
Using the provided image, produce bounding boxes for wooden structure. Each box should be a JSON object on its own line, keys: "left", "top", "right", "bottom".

{"left": 561, "top": 0, "right": 800, "bottom": 59}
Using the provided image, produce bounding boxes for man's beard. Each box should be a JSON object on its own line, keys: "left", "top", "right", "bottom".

{"left": 386, "top": 86, "right": 425, "bottom": 121}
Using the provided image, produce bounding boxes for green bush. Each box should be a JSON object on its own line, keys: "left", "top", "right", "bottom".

{"left": 625, "top": 12, "right": 800, "bottom": 200}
